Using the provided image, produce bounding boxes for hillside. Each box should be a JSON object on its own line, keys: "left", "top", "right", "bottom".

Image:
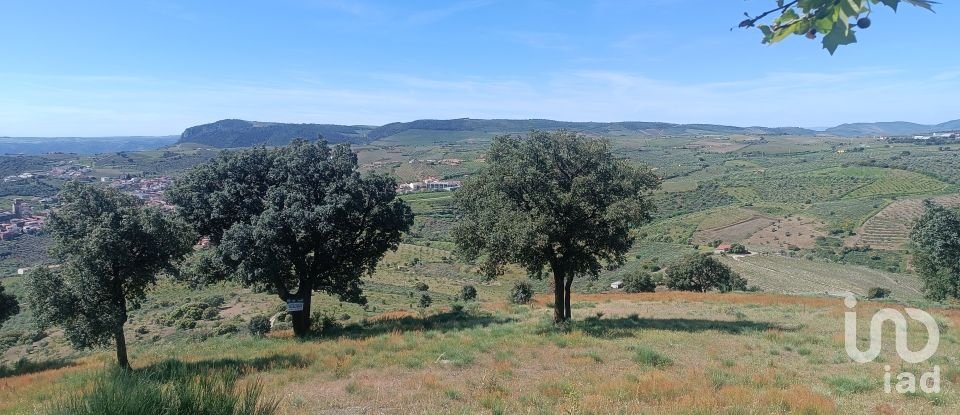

{"left": 178, "top": 119, "right": 372, "bottom": 147}
{"left": 0, "top": 136, "right": 178, "bottom": 155}
{"left": 826, "top": 119, "right": 960, "bottom": 136}
{"left": 179, "top": 118, "right": 818, "bottom": 148}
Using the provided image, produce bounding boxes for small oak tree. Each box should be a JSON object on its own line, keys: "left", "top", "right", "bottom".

{"left": 910, "top": 202, "right": 960, "bottom": 300}
{"left": 25, "top": 182, "right": 195, "bottom": 368}
{"left": 665, "top": 254, "right": 747, "bottom": 293}
{"left": 0, "top": 284, "right": 18, "bottom": 327}
{"left": 454, "top": 130, "right": 659, "bottom": 323}
{"left": 168, "top": 139, "right": 413, "bottom": 337}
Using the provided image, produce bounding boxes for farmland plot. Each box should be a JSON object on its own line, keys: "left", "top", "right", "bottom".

{"left": 721, "top": 255, "right": 923, "bottom": 300}
{"left": 856, "top": 194, "right": 960, "bottom": 250}
{"left": 844, "top": 169, "right": 948, "bottom": 199}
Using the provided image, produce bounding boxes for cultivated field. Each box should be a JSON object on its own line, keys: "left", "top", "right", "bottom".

{"left": 721, "top": 255, "right": 923, "bottom": 300}
{"left": 856, "top": 195, "right": 960, "bottom": 250}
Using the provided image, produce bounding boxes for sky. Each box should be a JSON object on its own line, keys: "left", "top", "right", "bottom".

{"left": 1, "top": 0, "right": 958, "bottom": 136}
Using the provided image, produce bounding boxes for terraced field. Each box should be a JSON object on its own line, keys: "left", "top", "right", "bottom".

{"left": 856, "top": 194, "right": 960, "bottom": 250}
{"left": 721, "top": 254, "right": 923, "bottom": 300}
{"left": 844, "top": 168, "right": 949, "bottom": 199}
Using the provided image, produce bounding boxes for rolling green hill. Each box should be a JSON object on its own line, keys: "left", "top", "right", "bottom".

{"left": 178, "top": 119, "right": 373, "bottom": 148}
{"left": 826, "top": 119, "right": 960, "bottom": 136}
{"left": 177, "top": 118, "right": 820, "bottom": 148}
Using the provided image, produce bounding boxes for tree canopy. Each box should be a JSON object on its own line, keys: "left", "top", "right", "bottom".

{"left": 910, "top": 202, "right": 960, "bottom": 301}
{"left": 453, "top": 130, "right": 659, "bottom": 323}
{"left": 741, "top": 0, "right": 937, "bottom": 54}
{"left": 665, "top": 254, "right": 747, "bottom": 293}
{"left": 167, "top": 139, "right": 414, "bottom": 336}
{"left": 25, "top": 181, "right": 195, "bottom": 368}
{"left": 0, "top": 284, "right": 18, "bottom": 327}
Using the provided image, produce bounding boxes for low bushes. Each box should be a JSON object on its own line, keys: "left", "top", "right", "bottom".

{"left": 510, "top": 281, "right": 534, "bottom": 305}
{"left": 248, "top": 315, "right": 271, "bottom": 337}
{"left": 622, "top": 272, "right": 658, "bottom": 293}
{"left": 867, "top": 287, "right": 891, "bottom": 299}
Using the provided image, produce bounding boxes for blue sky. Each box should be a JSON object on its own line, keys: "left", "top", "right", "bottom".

{"left": 1, "top": 0, "right": 957, "bottom": 136}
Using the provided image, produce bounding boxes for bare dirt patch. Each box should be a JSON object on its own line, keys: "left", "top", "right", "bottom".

{"left": 694, "top": 216, "right": 775, "bottom": 245}
{"left": 746, "top": 216, "right": 826, "bottom": 252}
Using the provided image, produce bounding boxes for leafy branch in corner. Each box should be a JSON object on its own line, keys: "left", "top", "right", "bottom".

{"left": 739, "top": 0, "right": 937, "bottom": 54}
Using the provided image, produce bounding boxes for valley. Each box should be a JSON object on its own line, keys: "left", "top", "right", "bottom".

{"left": 2, "top": 123, "right": 960, "bottom": 413}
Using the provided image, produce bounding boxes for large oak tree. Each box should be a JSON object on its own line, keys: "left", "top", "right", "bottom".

{"left": 25, "top": 182, "right": 195, "bottom": 369}
{"left": 168, "top": 139, "right": 413, "bottom": 337}
{"left": 453, "top": 130, "right": 659, "bottom": 323}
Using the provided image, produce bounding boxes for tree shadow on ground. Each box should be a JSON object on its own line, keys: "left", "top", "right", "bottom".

{"left": 135, "top": 354, "right": 311, "bottom": 382}
{"left": 0, "top": 358, "right": 77, "bottom": 379}
{"left": 320, "top": 310, "right": 516, "bottom": 341}
{"left": 568, "top": 315, "right": 801, "bottom": 339}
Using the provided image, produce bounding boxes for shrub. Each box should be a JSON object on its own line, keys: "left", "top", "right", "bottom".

{"left": 510, "top": 281, "right": 534, "bottom": 305}
{"left": 168, "top": 303, "right": 209, "bottom": 322}
{"left": 202, "top": 295, "right": 225, "bottom": 308}
{"left": 175, "top": 319, "right": 197, "bottom": 330}
{"left": 666, "top": 254, "right": 747, "bottom": 293}
{"left": 201, "top": 307, "right": 219, "bottom": 321}
{"left": 414, "top": 282, "right": 430, "bottom": 292}
{"left": 867, "top": 287, "right": 891, "bottom": 299}
{"left": 418, "top": 293, "right": 433, "bottom": 309}
{"left": 623, "top": 272, "right": 657, "bottom": 293}
{"left": 248, "top": 315, "right": 271, "bottom": 337}
{"left": 310, "top": 311, "right": 342, "bottom": 335}
{"left": 728, "top": 243, "right": 749, "bottom": 255}
{"left": 459, "top": 285, "right": 478, "bottom": 301}
{"left": 451, "top": 302, "right": 465, "bottom": 313}
{"left": 214, "top": 324, "right": 239, "bottom": 336}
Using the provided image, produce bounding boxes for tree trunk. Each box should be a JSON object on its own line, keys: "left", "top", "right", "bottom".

{"left": 115, "top": 327, "right": 130, "bottom": 369}
{"left": 291, "top": 279, "right": 313, "bottom": 338}
{"left": 553, "top": 268, "right": 566, "bottom": 324}
{"left": 564, "top": 275, "right": 573, "bottom": 320}
{"left": 112, "top": 274, "right": 130, "bottom": 370}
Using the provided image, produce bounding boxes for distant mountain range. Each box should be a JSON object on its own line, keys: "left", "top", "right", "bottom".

{"left": 825, "top": 120, "right": 960, "bottom": 136}
{"left": 176, "top": 118, "right": 960, "bottom": 148}
{"left": 0, "top": 136, "right": 178, "bottom": 155}
{"left": 7, "top": 117, "right": 958, "bottom": 155}
{"left": 177, "top": 118, "right": 819, "bottom": 148}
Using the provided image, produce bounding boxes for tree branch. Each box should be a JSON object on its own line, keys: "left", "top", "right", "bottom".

{"left": 739, "top": 0, "right": 799, "bottom": 28}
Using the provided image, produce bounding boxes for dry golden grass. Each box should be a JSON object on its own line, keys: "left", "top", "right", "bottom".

{"left": 3, "top": 291, "right": 959, "bottom": 414}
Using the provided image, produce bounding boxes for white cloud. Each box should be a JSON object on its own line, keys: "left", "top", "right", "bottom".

{"left": 1, "top": 67, "right": 957, "bottom": 136}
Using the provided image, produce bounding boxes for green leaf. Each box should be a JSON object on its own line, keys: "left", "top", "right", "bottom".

{"left": 815, "top": 16, "right": 835, "bottom": 33}
{"left": 822, "top": 21, "right": 858, "bottom": 54}
{"left": 903, "top": 0, "right": 937, "bottom": 11}
{"left": 878, "top": 0, "right": 900, "bottom": 11}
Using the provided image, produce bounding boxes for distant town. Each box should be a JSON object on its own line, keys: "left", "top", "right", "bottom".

{"left": 0, "top": 198, "right": 44, "bottom": 241}
{"left": 1, "top": 164, "right": 175, "bottom": 240}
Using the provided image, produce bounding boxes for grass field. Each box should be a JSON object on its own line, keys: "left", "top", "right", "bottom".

{"left": 3, "top": 290, "right": 958, "bottom": 414}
